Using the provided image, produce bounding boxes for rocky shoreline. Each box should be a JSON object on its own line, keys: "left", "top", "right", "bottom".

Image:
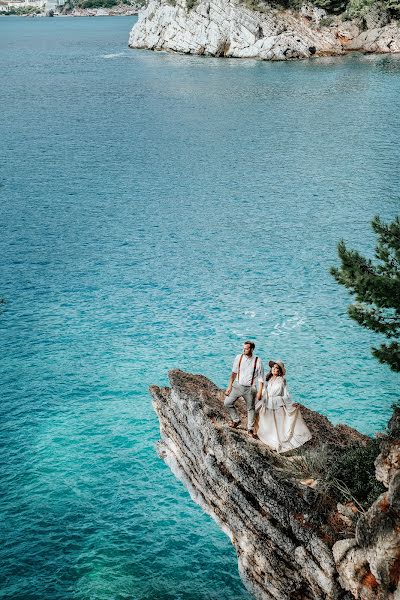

{"left": 151, "top": 370, "right": 400, "bottom": 600}
{"left": 0, "top": 4, "right": 139, "bottom": 16}
{"left": 128, "top": 0, "right": 400, "bottom": 60}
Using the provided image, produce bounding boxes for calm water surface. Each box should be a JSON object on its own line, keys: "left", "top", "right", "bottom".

{"left": 0, "top": 16, "right": 399, "bottom": 600}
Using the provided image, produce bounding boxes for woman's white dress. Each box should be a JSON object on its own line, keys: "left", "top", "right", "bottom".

{"left": 256, "top": 376, "right": 312, "bottom": 453}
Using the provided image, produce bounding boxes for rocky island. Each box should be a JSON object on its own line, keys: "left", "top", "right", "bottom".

{"left": 150, "top": 370, "right": 400, "bottom": 600}
{"left": 128, "top": 0, "right": 400, "bottom": 60}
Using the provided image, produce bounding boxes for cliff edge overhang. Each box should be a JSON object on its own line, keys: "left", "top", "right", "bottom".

{"left": 150, "top": 369, "right": 400, "bottom": 600}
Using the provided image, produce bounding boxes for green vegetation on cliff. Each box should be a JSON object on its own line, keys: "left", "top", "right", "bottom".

{"left": 247, "top": 0, "right": 400, "bottom": 18}
{"left": 5, "top": 5, "right": 41, "bottom": 13}
{"left": 326, "top": 439, "right": 385, "bottom": 508}
{"left": 78, "top": 0, "right": 119, "bottom": 8}
{"left": 61, "top": 0, "right": 141, "bottom": 10}
{"left": 286, "top": 439, "right": 385, "bottom": 511}
{"left": 342, "top": 0, "right": 400, "bottom": 18}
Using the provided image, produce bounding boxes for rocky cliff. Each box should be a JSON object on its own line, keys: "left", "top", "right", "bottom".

{"left": 128, "top": 0, "right": 400, "bottom": 60}
{"left": 333, "top": 411, "right": 400, "bottom": 600}
{"left": 150, "top": 370, "right": 400, "bottom": 600}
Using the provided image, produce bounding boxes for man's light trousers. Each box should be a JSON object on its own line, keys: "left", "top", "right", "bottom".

{"left": 224, "top": 381, "right": 255, "bottom": 430}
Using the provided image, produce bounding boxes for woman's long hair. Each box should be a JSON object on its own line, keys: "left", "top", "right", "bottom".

{"left": 267, "top": 363, "right": 284, "bottom": 380}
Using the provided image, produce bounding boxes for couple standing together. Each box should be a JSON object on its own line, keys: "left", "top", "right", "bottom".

{"left": 224, "top": 341, "right": 312, "bottom": 453}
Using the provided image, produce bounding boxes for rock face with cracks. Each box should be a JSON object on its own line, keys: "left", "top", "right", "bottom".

{"left": 129, "top": 0, "right": 400, "bottom": 60}
{"left": 333, "top": 409, "right": 400, "bottom": 600}
{"left": 150, "top": 370, "right": 400, "bottom": 600}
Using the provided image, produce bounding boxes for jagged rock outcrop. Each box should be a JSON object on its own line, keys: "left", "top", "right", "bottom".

{"left": 333, "top": 409, "right": 400, "bottom": 600}
{"left": 150, "top": 370, "right": 400, "bottom": 600}
{"left": 128, "top": 0, "right": 400, "bottom": 60}
{"left": 150, "top": 370, "right": 400, "bottom": 599}
{"left": 129, "top": 0, "right": 342, "bottom": 59}
{"left": 345, "top": 25, "right": 400, "bottom": 53}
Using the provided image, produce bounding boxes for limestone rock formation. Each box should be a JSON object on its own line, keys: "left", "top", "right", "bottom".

{"left": 345, "top": 25, "right": 400, "bottom": 53}
{"left": 128, "top": 0, "right": 400, "bottom": 60}
{"left": 150, "top": 370, "right": 400, "bottom": 599}
{"left": 129, "top": 0, "right": 342, "bottom": 59}
{"left": 333, "top": 409, "right": 400, "bottom": 600}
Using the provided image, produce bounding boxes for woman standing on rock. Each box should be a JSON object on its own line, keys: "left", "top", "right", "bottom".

{"left": 255, "top": 360, "right": 312, "bottom": 452}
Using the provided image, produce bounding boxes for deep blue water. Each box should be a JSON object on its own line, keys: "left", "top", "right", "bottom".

{"left": 0, "top": 15, "right": 399, "bottom": 600}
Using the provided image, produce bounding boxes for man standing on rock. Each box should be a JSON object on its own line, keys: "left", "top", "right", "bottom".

{"left": 224, "top": 341, "right": 264, "bottom": 438}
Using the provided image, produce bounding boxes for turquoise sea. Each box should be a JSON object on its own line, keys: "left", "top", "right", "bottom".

{"left": 0, "top": 15, "right": 399, "bottom": 599}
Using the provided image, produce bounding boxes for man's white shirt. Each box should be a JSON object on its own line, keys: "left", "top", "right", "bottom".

{"left": 232, "top": 354, "right": 264, "bottom": 386}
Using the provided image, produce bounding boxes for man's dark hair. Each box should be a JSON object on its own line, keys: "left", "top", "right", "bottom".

{"left": 244, "top": 341, "right": 255, "bottom": 351}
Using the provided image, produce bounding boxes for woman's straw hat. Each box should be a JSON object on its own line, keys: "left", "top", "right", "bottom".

{"left": 268, "top": 359, "right": 286, "bottom": 376}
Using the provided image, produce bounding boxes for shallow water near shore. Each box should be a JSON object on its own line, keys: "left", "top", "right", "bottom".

{"left": 0, "top": 16, "right": 399, "bottom": 600}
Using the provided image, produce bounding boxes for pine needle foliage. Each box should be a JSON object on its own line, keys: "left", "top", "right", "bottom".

{"left": 331, "top": 216, "right": 400, "bottom": 372}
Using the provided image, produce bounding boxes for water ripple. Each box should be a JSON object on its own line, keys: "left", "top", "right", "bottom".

{"left": 0, "top": 15, "right": 399, "bottom": 600}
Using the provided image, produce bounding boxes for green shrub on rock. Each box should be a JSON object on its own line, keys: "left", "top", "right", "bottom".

{"left": 268, "top": 0, "right": 303, "bottom": 9}
{"left": 327, "top": 439, "right": 386, "bottom": 509}
{"left": 77, "top": 0, "right": 117, "bottom": 8}
{"left": 235, "top": 0, "right": 400, "bottom": 18}
{"left": 319, "top": 15, "right": 335, "bottom": 24}
{"left": 6, "top": 5, "right": 41, "bottom": 13}
{"left": 282, "top": 437, "right": 385, "bottom": 511}
{"left": 384, "top": 0, "right": 400, "bottom": 17}
{"left": 313, "top": 0, "right": 348, "bottom": 14}
{"left": 343, "top": 0, "right": 374, "bottom": 18}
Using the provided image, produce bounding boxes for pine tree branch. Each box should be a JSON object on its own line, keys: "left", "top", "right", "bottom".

{"left": 373, "top": 342, "right": 400, "bottom": 373}
{"left": 348, "top": 304, "right": 400, "bottom": 337}
{"left": 331, "top": 216, "right": 400, "bottom": 372}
